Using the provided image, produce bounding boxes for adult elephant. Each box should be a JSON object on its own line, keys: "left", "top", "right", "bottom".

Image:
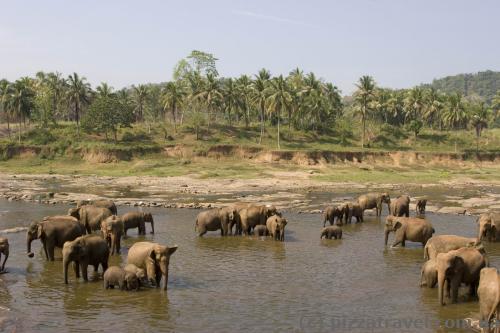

{"left": 126, "top": 242, "right": 178, "bottom": 290}
{"left": 195, "top": 207, "right": 238, "bottom": 237}
{"left": 478, "top": 267, "right": 500, "bottom": 331}
{"left": 101, "top": 215, "right": 124, "bottom": 255}
{"left": 266, "top": 215, "right": 287, "bottom": 241}
{"left": 0, "top": 237, "right": 9, "bottom": 272}
{"left": 424, "top": 235, "right": 482, "bottom": 260}
{"left": 323, "top": 205, "right": 344, "bottom": 227}
{"left": 122, "top": 212, "right": 155, "bottom": 235}
{"left": 240, "top": 205, "right": 280, "bottom": 235}
{"left": 389, "top": 195, "right": 410, "bottom": 217}
{"left": 436, "top": 247, "right": 487, "bottom": 305}
{"left": 229, "top": 203, "right": 250, "bottom": 235}
{"left": 68, "top": 206, "right": 113, "bottom": 234}
{"left": 344, "top": 202, "right": 363, "bottom": 224}
{"left": 384, "top": 216, "right": 434, "bottom": 247}
{"left": 420, "top": 259, "right": 438, "bottom": 288}
{"left": 62, "top": 234, "right": 110, "bottom": 284}
{"left": 477, "top": 212, "right": 500, "bottom": 242}
{"left": 27, "top": 216, "right": 84, "bottom": 261}
{"left": 357, "top": 192, "right": 390, "bottom": 216}
{"left": 77, "top": 199, "right": 117, "bottom": 215}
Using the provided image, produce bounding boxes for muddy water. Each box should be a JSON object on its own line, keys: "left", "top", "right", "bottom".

{"left": 0, "top": 200, "right": 498, "bottom": 333}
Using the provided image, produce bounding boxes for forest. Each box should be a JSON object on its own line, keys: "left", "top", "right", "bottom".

{"left": 1, "top": 50, "right": 499, "bottom": 153}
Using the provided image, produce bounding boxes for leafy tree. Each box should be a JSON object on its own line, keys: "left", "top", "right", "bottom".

{"left": 404, "top": 87, "right": 425, "bottom": 137}
{"left": 67, "top": 73, "right": 91, "bottom": 137}
{"left": 10, "top": 78, "right": 35, "bottom": 143}
{"left": 162, "top": 81, "right": 186, "bottom": 131}
{"left": 96, "top": 82, "right": 114, "bottom": 98}
{"left": 469, "top": 102, "right": 491, "bottom": 151}
{"left": 354, "top": 76, "right": 376, "bottom": 148}
{"left": 0, "top": 80, "right": 12, "bottom": 139}
{"left": 132, "top": 85, "right": 149, "bottom": 122}
{"left": 267, "top": 75, "right": 291, "bottom": 149}
{"left": 442, "top": 93, "right": 468, "bottom": 129}
{"left": 186, "top": 50, "right": 219, "bottom": 77}
{"left": 195, "top": 74, "right": 222, "bottom": 127}
{"left": 236, "top": 75, "right": 252, "bottom": 128}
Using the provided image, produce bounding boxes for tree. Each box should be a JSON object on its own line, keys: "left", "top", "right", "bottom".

{"left": 0, "top": 80, "right": 12, "bottom": 139}
{"left": 195, "top": 74, "right": 222, "bottom": 127}
{"left": 354, "top": 76, "right": 376, "bottom": 148}
{"left": 10, "top": 79, "right": 35, "bottom": 143}
{"left": 287, "top": 68, "right": 304, "bottom": 130}
{"left": 186, "top": 50, "right": 219, "bottom": 77}
{"left": 442, "top": 93, "right": 468, "bottom": 129}
{"left": 252, "top": 69, "right": 271, "bottom": 144}
{"left": 469, "top": 102, "right": 491, "bottom": 151}
{"left": 236, "top": 75, "right": 252, "bottom": 128}
{"left": 492, "top": 90, "right": 500, "bottom": 123}
{"left": 162, "top": 81, "right": 186, "bottom": 131}
{"left": 404, "top": 87, "right": 425, "bottom": 137}
{"left": 267, "top": 75, "right": 291, "bottom": 149}
{"left": 132, "top": 85, "right": 149, "bottom": 122}
{"left": 423, "top": 88, "right": 443, "bottom": 129}
{"left": 67, "top": 73, "right": 91, "bottom": 137}
{"left": 96, "top": 82, "right": 114, "bottom": 98}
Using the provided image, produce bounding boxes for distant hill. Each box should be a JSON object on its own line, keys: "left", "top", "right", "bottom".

{"left": 422, "top": 70, "right": 500, "bottom": 103}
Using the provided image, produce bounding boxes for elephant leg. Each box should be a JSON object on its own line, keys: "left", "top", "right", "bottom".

{"left": 0, "top": 253, "right": 6, "bottom": 271}
{"left": 81, "top": 263, "right": 89, "bottom": 281}
{"left": 104, "top": 280, "right": 109, "bottom": 289}
{"left": 48, "top": 245, "right": 55, "bottom": 261}
{"left": 450, "top": 278, "right": 461, "bottom": 303}
{"left": 155, "top": 270, "right": 162, "bottom": 288}
{"left": 93, "top": 264, "right": 98, "bottom": 273}
{"left": 42, "top": 241, "right": 49, "bottom": 260}
{"left": 119, "top": 280, "right": 125, "bottom": 290}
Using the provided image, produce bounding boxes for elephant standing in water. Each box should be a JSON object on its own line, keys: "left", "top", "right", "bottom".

{"left": 436, "top": 247, "right": 487, "bottom": 305}
{"left": 477, "top": 212, "right": 500, "bottom": 242}
{"left": 357, "top": 192, "right": 390, "bottom": 216}
{"left": 27, "top": 216, "right": 84, "bottom": 260}
{"left": 0, "top": 237, "right": 9, "bottom": 272}
{"left": 323, "top": 205, "right": 344, "bottom": 227}
{"left": 420, "top": 259, "right": 438, "bottom": 288}
{"left": 344, "top": 202, "right": 363, "bottom": 224}
{"left": 195, "top": 207, "right": 238, "bottom": 237}
{"left": 101, "top": 215, "right": 124, "bottom": 255}
{"left": 77, "top": 199, "right": 117, "bottom": 215}
{"left": 320, "top": 226, "right": 342, "bottom": 240}
{"left": 384, "top": 216, "right": 434, "bottom": 247}
{"left": 103, "top": 266, "right": 139, "bottom": 291}
{"left": 240, "top": 205, "right": 280, "bottom": 235}
{"left": 478, "top": 267, "right": 500, "bottom": 332}
{"left": 424, "top": 235, "right": 482, "bottom": 260}
{"left": 126, "top": 242, "right": 178, "bottom": 290}
{"left": 416, "top": 198, "right": 427, "bottom": 215}
{"left": 266, "top": 215, "right": 287, "bottom": 241}
{"left": 390, "top": 195, "right": 410, "bottom": 217}
{"left": 63, "top": 234, "right": 110, "bottom": 284}
{"left": 68, "top": 206, "right": 113, "bottom": 234}
{"left": 253, "top": 225, "right": 268, "bottom": 236}
{"left": 122, "top": 212, "right": 155, "bottom": 235}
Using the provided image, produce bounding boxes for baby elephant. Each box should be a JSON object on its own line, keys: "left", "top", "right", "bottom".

{"left": 321, "top": 226, "right": 342, "bottom": 240}
{"left": 104, "top": 266, "right": 140, "bottom": 291}
{"left": 420, "top": 259, "right": 438, "bottom": 288}
{"left": 253, "top": 225, "right": 268, "bottom": 236}
{"left": 266, "top": 215, "right": 287, "bottom": 241}
{"left": 0, "top": 237, "right": 9, "bottom": 272}
{"left": 416, "top": 198, "right": 427, "bottom": 215}
{"left": 124, "top": 264, "right": 146, "bottom": 281}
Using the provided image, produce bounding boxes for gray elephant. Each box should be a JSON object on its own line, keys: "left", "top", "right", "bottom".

{"left": 63, "top": 234, "right": 110, "bottom": 284}
{"left": 478, "top": 267, "right": 500, "bottom": 332}
{"left": 424, "top": 235, "right": 482, "bottom": 260}
{"left": 0, "top": 237, "right": 9, "bottom": 272}
{"left": 240, "top": 205, "right": 280, "bottom": 235}
{"left": 436, "top": 247, "right": 487, "bottom": 305}
{"left": 357, "top": 192, "right": 390, "bottom": 216}
{"left": 126, "top": 242, "right": 178, "bottom": 290}
{"left": 77, "top": 199, "right": 117, "bottom": 215}
{"left": 420, "top": 259, "right": 438, "bottom": 288}
{"left": 103, "top": 266, "right": 139, "bottom": 291}
{"left": 195, "top": 207, "right": 238, "bottom": 237}
{"left": 266, "top": 215, "right": 287, "bottom": 241}
{"left": 124, "top": 263, "right": 146, "bottom": 280}
{"left": 27, "top": 216, "right": 84, "bottom": 260}
{"left": 122, "top": 212, "right": 155, "bottom": 235}
{"left": 320, "top": 226, "right": 342, "bottom": 239}
{"left": 253, "top": 225, "right": 268, "bottom": 236}
{"left": 101, "top": 215, "right": 123, "bottom": 255}
{"left": 478, "top": 213, "right": 500, "bottom": 242}
{"left": 416, "top": 198, "right": 427, "bottom": 215}
{"left": 68, "top": 206, "right": 113, "bottom": 234}
{"left": 389, "top": 195, "right": 410, "bottom": 217}
{"left": 384, "top": 216, "right": 434, "bottom": 247}
{"left": 323, "top": 205, "right": 344, "bottom": 227}
{"left": 344, "top": 202, "right": 363, "bottom": 224}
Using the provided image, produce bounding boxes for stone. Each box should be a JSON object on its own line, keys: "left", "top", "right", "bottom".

{"left": 437, "top": 207, "right": 467, "bottom": 215}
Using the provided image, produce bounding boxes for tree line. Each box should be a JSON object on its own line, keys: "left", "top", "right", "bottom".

{"left": 0, "top": 50, "right": 499, "bottom": 148}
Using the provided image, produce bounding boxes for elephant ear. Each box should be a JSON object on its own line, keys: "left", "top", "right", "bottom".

{"left": 393, "top": 220, "right": 403, "bottom": 230}
{"left": 37, "top": 224, "right": 45, "bottom": 239}
{"left": 281, "top": 219, "right": 287, "bottom": 226}
{"left": 166, "top": 245, "right": 178, "bottom": 256}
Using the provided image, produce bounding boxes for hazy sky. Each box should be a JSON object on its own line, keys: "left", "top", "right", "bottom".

{"left": 1, "top": 0, "right": 498, "bottom": 94}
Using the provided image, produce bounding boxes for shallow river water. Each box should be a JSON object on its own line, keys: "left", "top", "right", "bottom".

{"left": 0, "top": 199, "right": 497, "bottom": 333}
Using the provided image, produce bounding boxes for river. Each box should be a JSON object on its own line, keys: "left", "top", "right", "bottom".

{"left": 0, "top": 199, "right": 496, "bottom": 332}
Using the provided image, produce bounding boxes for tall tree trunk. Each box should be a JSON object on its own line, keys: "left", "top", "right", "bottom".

{"left": 361, "top": 107, "right": 366, "bottom": 149}
{"left": 171, "top": 102, "right": 177, "bottom": 132}
{"left": 7, "top": 115, "right": 10, "bottom": 140}
{"left": 277, "top": 108, "right": 281, "bottom": 150}
{"left": 75, "top": 101, "right": 80, "bottom": 139}
{"left": 259, "top": 103, "right": 265, "bottom": 145}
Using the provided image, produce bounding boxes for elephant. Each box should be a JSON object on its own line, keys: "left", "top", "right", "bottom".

{"left": 323, "top": 205, "right": 344, "bottom": 227}
{"left": 62, "top": 234, "right": 110, "bottom": 284}
{"left": 420, "top": 259, "right": 438, "bottom": 288}
{"left": 68, "top": 206, "right": 113, "bottom": 234}
{"left": 103, "top": 266, "right": 139, "bottom": 291}
{"left": 389, "top": 195, "right": 410, "bottom": 217}
{"left": 101, "top": 215, "right": 123, "bottom": 255}
{"left": 478, "top": 213, "right": 500, "bottom": 242}
{"left": 122, "top": 212, "right": 155, "bottom": 235}
{"left": 253, "top": 225, "right": 268, "bottom": 236}
{"left": 126, "top": 242, "right": 178, "bottom": 290}
{"left": 77, "top": 199, "right": 117, "bottom": 215}
{"left": 320, "top": 226, "right": 342, "bottom": 239}
{"left": 266, "top": 215, "right": 287, "bottom": 241}
{"left": 27, "top": 216, "right": 84, "bottom": 261}
{"left": 436, "top": 247, "right": 487, "bottom": 305}
{"left": 229, "top": 203, "right": 251, "bottom": 234}
{"left": 124, "top": 263, "right": 146, "bottom": 280}
{"left": 416, "top": 198, "right": 427, "bottom": 215}
{"left": 0, "top": 237, "right": 9, "bottom": 272}
{"left": 424, "top": 235, "right": 483, "bottom": 260}
{"left": 384, "top": 216, "right": 435, "bottom": 247}
{"left": 344, "top": 202, "right": 363, "bottom": 224}
{"left": 357, "top": 192, "right": 391, "bottom": 216}
{"left": 478, "top": 267, "right": 500, "bottom": 332}
{"left": 240, "top": 205, "right": 280, "bottom": 235}
{"left": 195, "top": 207, "right": 238, "bottom": 237}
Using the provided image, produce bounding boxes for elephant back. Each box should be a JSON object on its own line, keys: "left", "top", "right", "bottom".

{"left": 127, "top": 241, "right": 156, "bottom": 269}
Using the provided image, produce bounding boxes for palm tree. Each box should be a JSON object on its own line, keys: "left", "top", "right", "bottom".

{"left": 96, "top": 82, "right": 114, "bottom": 98}
{"left": 162, "top": 81, "right": 186, "bottom": 131}
{"left": 0, "top": 80, "right": 12, "bottom": 139}
{"left": 492, "top": 90, "right": 500, "bottom": 122}
{"left": 236, "top": 75, "right": 252, "bottom": 128}
{"left": 195, "top": 74, "right": 222, "bottom": 127}
{"left": 423, "top": 88, "right": 443, "bottom": 129}
{"left": 132, "top": 85, "right": 149, "bottom": 122}
{"left": 354, "top": 76, "right": 376, "bottom": 148}
{"left": 252, "top": 69, "right": 271, "bottom": 144}
{"left": 287, "top": 68, "right": 304, "bottom": 130}
{"left": 10, "top": 79, "right": 35, "bottom": 143}
{"left": 404, "top": 87, "right": 425, "bottom": 137}
{"left": 67, "top": 73, "right": 91, "bottom": 137}
{"left": 267, "top": 75, "right": 291, "bottom": 149}
{"left": 470, "top": 102, "right": 491, "bottom": 151}
{"left": 222, "top": 78, "right": 237, "bottom": 125}
{"left": 442, "top": 93, "right": 468, "bottom": 129}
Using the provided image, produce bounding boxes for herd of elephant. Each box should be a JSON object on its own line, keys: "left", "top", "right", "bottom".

{"left": 321, "top": 192, "right": 500, "bottom": 332}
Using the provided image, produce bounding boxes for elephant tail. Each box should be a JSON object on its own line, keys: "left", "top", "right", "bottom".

{"left": 423, "top": 245, "right": 429, "bottom": 260}
{"left": 487, "top": 298, "right": 500, "bottom": 324}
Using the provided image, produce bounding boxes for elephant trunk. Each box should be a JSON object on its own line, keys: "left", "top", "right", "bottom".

{"left": 478, "top": 225, "right": 486, "bottom": 242}
{"left": 160, "top": 261, "right": 169, "bottom": 290}
{"left": 26, "top": 234, "right": 34, "bottom": 258}
{"left": 150, "top": 220, "right": 155, "bottom": 234}
{"left": 438, "top": 273, "right": 446, "bottom": 306}
{"left": 1, "top": 249, "right": 8, "bottom": 271}
{"left": 63, "top": 257, "right": 70, "bottom": 284}
{"left": 384, "top": 229, "right": 390, "bottom": 246}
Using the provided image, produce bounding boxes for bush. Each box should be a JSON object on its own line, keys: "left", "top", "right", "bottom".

{"left": 22, "top": 128, "right": 56, "bottom": 145}
{"left": 121, "top": 130, "right": 152, "bottom": 142}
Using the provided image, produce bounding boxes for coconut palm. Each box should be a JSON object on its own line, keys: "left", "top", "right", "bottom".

{"left": 162, "top": 81, "right": 186, "bottom": 131}
{"left": 196, "top": 74, "right": 223, "bottom": 127}
{"left": 442, "top": 93, "right": 468, "bottom": 129}
{"left": 252, "top": 69, "right": 271, "bottom": 144}
{"left": 267, "top": 75, "right": 291, "bottom": 149}
{"left": 236, "top": 75, "right": 252, "bottom": 128}
{"left": 132, "top": 85, "right": 149, "bottom": 122}
{"left": 0, "top": 80, "right": 12, "bottom": 138}
{"left": 222, "top": 78, "right": 238, "bottom": 125}
{"left": 423, "top": 88, "right": 443, "bottom": 129}
{"left": 287, "top": 68, "right": 304, "bottom": 130}
{"left": 67, "top": 73, "right": 91, "bottom": 137}
{"left": 470, "top": 102, "right": 491, "bottom": 149}
{"left": 10, "top": 79, "right": 35, "bottom": 143}
{"left": 354, "top": 76, "right": 376, "bottom": 148}
{"left": 96, "top": 82, "right": 114, "bottom": 98}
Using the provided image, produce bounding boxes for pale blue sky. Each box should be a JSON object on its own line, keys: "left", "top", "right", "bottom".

{"left": 1, "top": 0, "right": 498, "bottom": 94}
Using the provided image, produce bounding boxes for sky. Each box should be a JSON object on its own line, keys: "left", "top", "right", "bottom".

{"left": 0, "top": 0, "right": 498, "bottom": 94}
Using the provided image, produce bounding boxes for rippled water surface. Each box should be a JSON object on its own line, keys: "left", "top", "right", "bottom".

{"left": 0, "top": 200, "right": 498, "bottom": 332}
